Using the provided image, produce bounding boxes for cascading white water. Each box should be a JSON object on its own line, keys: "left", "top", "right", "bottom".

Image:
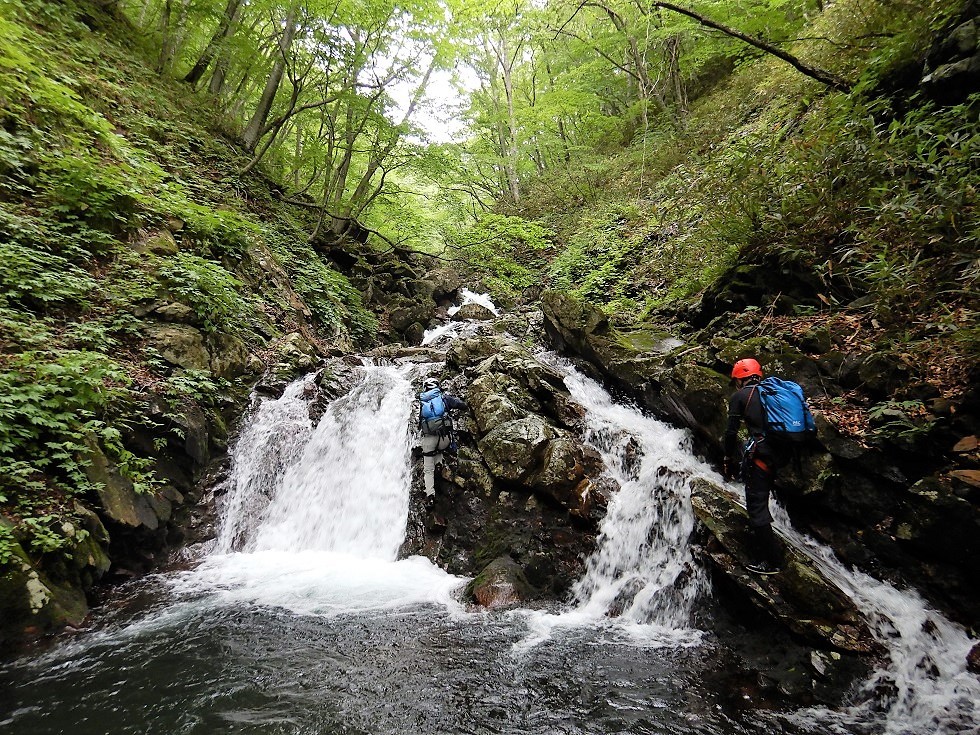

{"left": 528, "top": 355, "right": 980, "bottom": 734}
{"left": 422, "top": 288, "right": 500, "bottom": 346}
{"left": 195, "top": 322, "right": 980, "bottom": 732}
{"left": 768, "top": 503, "right": 980, "bottom": 735}
{"left": 562, "top": 360, "right": 709, "bottom": 627}
{"left": 218, "top": 364, "right": 414, "bottom": 557}
{"left": 215, "top": 381, "right": 314, "bottom": 553}
{"left": 251, "top": 365, "right": 415, "bottom": 557}
{"left": 518, "top": 355, "right": 711, "bottom": 648}
{"left": 177, "top": 361, "right": 465, "bottom": 617}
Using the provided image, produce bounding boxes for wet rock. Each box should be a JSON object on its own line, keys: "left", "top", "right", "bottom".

{"left": 84, "top": 436, "right": 159, "bottom": 531}
{"left": 389, "top": 304, "right": 430, "bottom": 333}
{"left": 479, "top": 416, "right": 557, "bottom": 482}
{"left": 452, "top": 302, "right": 496, "bottom": 321}
{"left": 968, "top": 642, "right": 980, "bottom": 674}
{"left": 145, "top": 323, "right": 211, "bottom": 371}
{"left": 528, "top": 435, "right": 604, "bottom": 515}
{"left": 255, "top": 332, "right": 321, "bottom": 396}
{"left": 404, "top": 322, "right": 425, "bottom": 345}
{"left": 467, "top": 556, "right": 534, "bottom": 608}
{"left": 446, "top": 335, "right": 513, "bottom": 369}
{"left": 468, "top": 372, "right": 535, "bottom": 434}
{"left": 0, "top": 526, "right": 89, "bottom": 646}
{"left": 691, "top": 478, "right": 877, "bottom": 653}
{"left": 429, "top": 269, "right": 463, "bottom": 302}
{"left": 814, "top": 413, "right": 866, "bottom": 461}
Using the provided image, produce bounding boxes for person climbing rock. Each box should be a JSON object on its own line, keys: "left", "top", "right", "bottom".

{"left": 722, "top": 358, "right": 784, "bottom": 576}
{"left": 418, "top": 376, "right": 466, "bottom": 499}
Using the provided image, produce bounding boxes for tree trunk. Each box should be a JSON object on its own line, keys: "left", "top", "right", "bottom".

{"left": 157, "top": 0, "right": 191, "bottom": 75}
{"left": 183, "top": 0, "right": 243, "bottom": 87}
{"left": 241, "top": 1, "right": 301, "bottom": 151}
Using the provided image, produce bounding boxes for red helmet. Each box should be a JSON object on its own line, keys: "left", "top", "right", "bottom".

{"left": 731, "top": 358, "right": 763, "bottom": 380}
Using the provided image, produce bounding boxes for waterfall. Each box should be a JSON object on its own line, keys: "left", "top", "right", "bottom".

{"left": 769, "top": 503, "right": 980, "bottom": 735}
{"left": 251, "top": 365, "right": 415, "bottom": 558}
{"left": 561, "top": 361, "right": 709, "bottom": 628}
{"left": 198, "top": 332, "right": 979, "bottom": 733}
{"left": 528, "top": 356, "right": 979, "bottom": 734}
{"left": 215, "top": 380, "right": 314, "bottom": 553}
{"left": 177, "top": 361, "right": 464, "bottom": 617}
{"left": 518, "top": 356, "right": 711, "bottom": 648}
{"left": 217, "top": 364, "right": 414, "bottom": 557}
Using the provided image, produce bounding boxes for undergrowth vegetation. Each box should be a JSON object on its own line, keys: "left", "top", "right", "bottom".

{"left": 500, "top": 0, "right": 976, "bottom": 341}
{"left": 0, "top": 0, "right": 374, "bottom": 562}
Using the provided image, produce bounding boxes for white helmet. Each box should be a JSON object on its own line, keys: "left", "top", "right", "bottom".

{"left": 423, "top": 377, "right": 440, "bottom": 390}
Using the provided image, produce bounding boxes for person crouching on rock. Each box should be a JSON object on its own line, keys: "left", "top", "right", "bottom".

{"left": 419, "top": 376, "right": 466, "bottom": 499}
{"left": 723, "top": 358, "right": 782, "bottom": 575}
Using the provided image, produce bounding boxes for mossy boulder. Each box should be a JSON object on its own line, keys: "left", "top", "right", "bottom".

{"left": 0, "top": 518, "right": 91, "bottom": 647}
{"left": 691, "top": 478, "right": 876, "bottom": 653}
{"left": 479, "top": 416, "right": 557, "bottom": 482}
{"left": 145, "top": 323, "right": 211, "bottom": 371}
{"left": 466, "top": 555, "right": 535, "bottom": 608}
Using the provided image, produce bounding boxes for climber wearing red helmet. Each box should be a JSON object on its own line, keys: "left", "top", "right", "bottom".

{"left": 723, "top": 357, "right": 781, "bottom": 575}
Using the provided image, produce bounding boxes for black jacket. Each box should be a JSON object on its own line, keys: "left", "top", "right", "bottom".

{"left": 724, "top": 379, "right": 771, "bottom": 460}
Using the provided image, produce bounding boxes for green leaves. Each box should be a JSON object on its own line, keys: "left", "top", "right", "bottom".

{"left": 158, "top": 252, "right": 256, "bottom": 335}
{"left": 451, "top": 213, "right": 554, "bottom": 296}
{"left": 0, "top": 350, "right": 130, "bottom": 497}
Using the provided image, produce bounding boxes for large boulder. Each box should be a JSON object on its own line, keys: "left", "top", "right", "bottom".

{"left": 466, "top": 555, "right": 535, "bottom": 608}
{"left": 479, "top": 416, "right": 557, "bottom": 482}
{"left": 0, "top": 511, "right": 111, "bottom": 646}
{"left": 405, "top": 334, "right": 605, "bottom": 598}
{"left": 84, "top": 436, "right": 160, "bottom": 531}
{"left": 144, "top": 323, "right": 211, "bottom": 371}
{"left": 452, "top": 302, "right": 496, "bottom": 321}
{"left": 528, "top": 435, "right": 605, "bottom": 516}
{"left": 691, "top": 479, "right": 877, "bottom": 653}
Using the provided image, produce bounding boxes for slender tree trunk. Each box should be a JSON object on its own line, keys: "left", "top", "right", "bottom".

{"left": 184, "top": 0, "right": 243, "bottom": 87}
{"left": 155, "top": 0, "right": 172, "bottom": 73}
{"left": 157, "top": 0, "right": 191, "bottom": 75}
{"left": 242, "top": 1, "right": 301, "bottom": 151}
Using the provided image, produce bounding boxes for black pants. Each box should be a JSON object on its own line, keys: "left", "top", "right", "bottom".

{"left": 743, "top": 459, "right": 780, "bottom": 565}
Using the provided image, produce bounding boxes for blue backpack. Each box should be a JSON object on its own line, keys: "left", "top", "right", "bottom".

{"left": 419, "top": 388, "right": 448, "bottom": 435}
{"left": 756, "top": 377, "right": 815, "bottom": 442}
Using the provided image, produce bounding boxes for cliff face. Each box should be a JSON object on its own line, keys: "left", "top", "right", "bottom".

{"left": 540, "top": 289, "right": 980, "bottom": 628}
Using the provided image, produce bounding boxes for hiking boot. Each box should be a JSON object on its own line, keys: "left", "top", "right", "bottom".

{"left": 745, "top": 560, "right": 781, "bottom": 575}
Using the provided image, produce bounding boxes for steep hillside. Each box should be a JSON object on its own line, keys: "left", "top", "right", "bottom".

{"left": 0, "top": 0, "right": 430, "bottom": 644}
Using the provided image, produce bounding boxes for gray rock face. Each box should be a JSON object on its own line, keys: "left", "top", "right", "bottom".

{"left": 479, "top": 416, "right": 557, "bottom": 482}
{"left": 145, "top": 323, "right": 211, "bottom": 371}
{"left": 922, "top": 16, "right": 980, "bottom": 103}
{"left": 84, "top": 437, "right": 159, "bottom": 530}
{"left": 691, "top": 479, "right": 877, "bottom": 653}
{"left": 404, "top": 335, "right": 608, "bottom": 601}
{"left": 452, "top": 302, "right": 496, "bottom": 321}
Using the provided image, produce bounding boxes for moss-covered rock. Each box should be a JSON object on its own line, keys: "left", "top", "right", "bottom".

{"left": 466, "top": 555, "right": 535, "bottom": 608}
{"left": 690, "top": 479, "right": 876, "bottom": 653}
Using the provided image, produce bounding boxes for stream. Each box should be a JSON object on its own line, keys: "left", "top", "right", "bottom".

{"left": 1, "top": 307, "right": 977, "bottom": 735}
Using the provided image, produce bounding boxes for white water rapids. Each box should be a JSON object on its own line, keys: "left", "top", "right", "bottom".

{"left": 182, "top": 362, "right": 466, "bottom": 617}
{"left": 6, "top": 314, "right": 974, "bottom": 735}
{"left": 189, "top": 346, "right": 979, "bottom": 734}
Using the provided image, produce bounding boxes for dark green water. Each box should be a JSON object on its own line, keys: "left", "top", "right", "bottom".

{"left": 0, "top": 581, "right": 758, "bottom": 735}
